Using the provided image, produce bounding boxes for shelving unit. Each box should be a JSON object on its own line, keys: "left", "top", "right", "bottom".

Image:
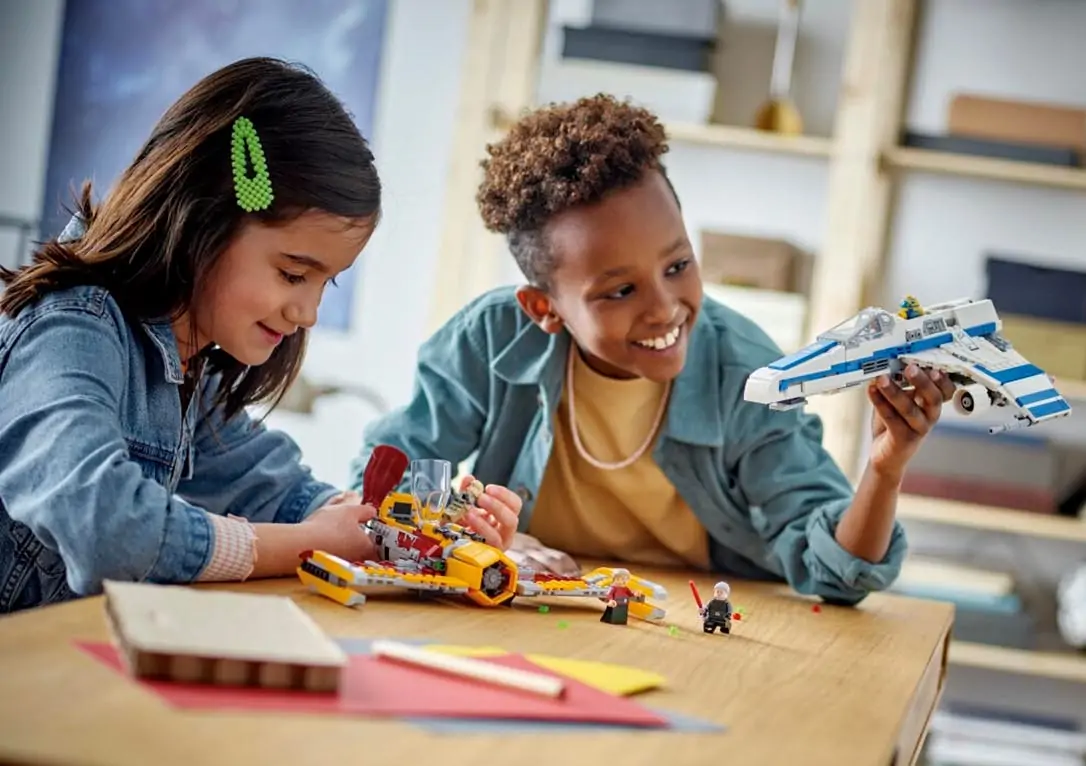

{"left": 949, "top": 642, "right": 1086, "bottom": 685}
{"left": 664, "top": 121, "right": 833, "bottom": 159}
{"left": 883, "top": 146, "right": 1086, "bottom": 192}
{"left": 897, "top": 495, "right": 1086, "bottom": 544}
{"left": 1057, "top": 377, "right": 1086, "bottom": 401}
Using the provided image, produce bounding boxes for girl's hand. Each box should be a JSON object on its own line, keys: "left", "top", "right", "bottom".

{"left": 302, "top": 500, "right": 378, "bottom": 562}
{"left": 506, "top": 532, "right": 581, "bottom": 577}
{"left": 867, "top": 365, "right": 956, "bottom": 480}
{"left": 457, "top": 475, "right": 521, "bottom": 550}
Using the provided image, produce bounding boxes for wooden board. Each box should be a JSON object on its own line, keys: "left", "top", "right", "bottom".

{"left": 103, "top": 581, "right": 347, "bottom": 692}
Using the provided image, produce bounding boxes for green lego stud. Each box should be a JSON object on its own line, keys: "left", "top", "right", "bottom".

{"left": 556, "top": 620, "right": 569, "bottom": 629}
{"left": 231, "top": 116, "right": 274, "bottom": 213}
{"left": 538, "top": 605, "right": 550, "bottom": 614}
{"left": 668, "top": 625, "right": 679, "bottom": 637}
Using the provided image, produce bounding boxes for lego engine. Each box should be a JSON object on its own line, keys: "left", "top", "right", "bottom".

{"left": 952, "top": 383, "right": 992, "bottom": 416}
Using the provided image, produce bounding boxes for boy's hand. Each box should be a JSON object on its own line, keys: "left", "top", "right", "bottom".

{"left": 866, "top": 365, "right": 956, "bottom": 480}
{"left": 457, "top": 475, "right": 521, "bottom": 550}
{"left": 303, "top": 500, "right": 378, "bottom": 562}
{"left": 506, "top": 533, "right": 581, "bottom": 577}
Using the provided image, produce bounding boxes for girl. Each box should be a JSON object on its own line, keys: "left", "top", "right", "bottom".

{"left": 0, "top": 57, "right": 387, "bottom": 613}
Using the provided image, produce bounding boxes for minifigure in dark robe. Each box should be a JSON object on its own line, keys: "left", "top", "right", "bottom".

{"left": 701, "top": 581, "right": 733, "bottom": 634}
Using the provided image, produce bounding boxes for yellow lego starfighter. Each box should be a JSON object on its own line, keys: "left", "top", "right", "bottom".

{"left": 296, "top": 446, "right": 668, "bottom": 622}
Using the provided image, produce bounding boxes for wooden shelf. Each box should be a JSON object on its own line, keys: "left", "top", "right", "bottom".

{"left": 949, "top": 641, "right": 1086, "bottom": 684}
{"left": 896, "top": 495, "right": 1086, "bottom": 543}
{"left": 1056, "top": 377, "right": 1086, "bottom": 400}
{"left": 665, "top": 121, "right": 834, "bottom": 159}
{"left": 884, "top": 146, "right": 1086, "bottom": 191}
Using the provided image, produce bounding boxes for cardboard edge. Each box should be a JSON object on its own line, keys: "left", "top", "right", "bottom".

{"left": 893, "top": 614, "right": 953, "bottom": 766}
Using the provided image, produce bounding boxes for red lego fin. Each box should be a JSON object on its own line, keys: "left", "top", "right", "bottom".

{"left": 362, "top": 445, "right": 409, "bottom": 506}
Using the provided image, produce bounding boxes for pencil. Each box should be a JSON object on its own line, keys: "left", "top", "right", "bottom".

{"left": 370, "top": 640, "right": 566, "bottom": 699}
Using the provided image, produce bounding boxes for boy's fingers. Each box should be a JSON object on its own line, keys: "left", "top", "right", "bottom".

{"left": 932, "top": 371, "right": 956, "bottom": 402}
{"left": 870, "top": 385, "right": 912, "bottom": 438}
{"left": 876, "top": 376, "right": 928, "bottom": 433}
{"left": 485, "top": 484, "right": 523, "bottom": 513}
{"left": 465, "top": 510, "right": 502, "bottom": 548}
{"left": 477, "top": 494, "right": 519, "bottom": 532}
{"left": 906, "top": 367, "right": 944, "bottom": 420}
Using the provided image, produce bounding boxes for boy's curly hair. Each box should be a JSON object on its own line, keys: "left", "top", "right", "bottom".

{"left": 476, "top": 94, "right": 671, "bottom": 288}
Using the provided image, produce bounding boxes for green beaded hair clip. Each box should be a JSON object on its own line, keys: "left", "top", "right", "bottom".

{"left": 231, "top": 116, "right": 274, "bottom": 212}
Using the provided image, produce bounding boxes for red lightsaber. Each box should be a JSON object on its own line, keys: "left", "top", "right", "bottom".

{"left": 689, "top": 580, "right": 703, "bottom": 609}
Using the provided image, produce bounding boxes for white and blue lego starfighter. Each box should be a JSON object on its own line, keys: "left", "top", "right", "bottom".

{"left": 743, "top": 296, "right": 1072, "bottom": 434}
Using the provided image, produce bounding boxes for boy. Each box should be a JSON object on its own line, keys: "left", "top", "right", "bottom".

{"left": 350, "top": 95, "right": 953, "bottom": 606}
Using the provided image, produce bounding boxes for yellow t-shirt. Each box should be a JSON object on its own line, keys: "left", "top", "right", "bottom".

{"left": 528, "top": 348, "right": 711, "bottom": 570}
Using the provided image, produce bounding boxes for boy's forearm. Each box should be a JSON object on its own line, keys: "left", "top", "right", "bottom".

{"left": 833, "top": 463, "right": 902, "bottom": 563}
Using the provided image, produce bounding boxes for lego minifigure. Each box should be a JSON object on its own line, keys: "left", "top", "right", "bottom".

{"left": 600, "top": 568, "right": 635, "bottom": 625}
{"left": 897, "top": 294, "right": 924, "bottom": 320}
{"left": 689, "top": 580, "right": 732, "bottom": 635}
{"left": 444, "top": 478, "right": 484, "bottom": 524}
{"left": 700, "top": 581, "right": 732, "bottom": 634}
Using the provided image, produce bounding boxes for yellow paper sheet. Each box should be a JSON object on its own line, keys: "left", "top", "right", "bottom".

{"left": 424, "top": 644, "right": 664, "bottom": 695}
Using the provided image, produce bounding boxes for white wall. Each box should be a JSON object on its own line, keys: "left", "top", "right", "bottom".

{"left": 0, "top": 0, "right": 65, "bottom": 269}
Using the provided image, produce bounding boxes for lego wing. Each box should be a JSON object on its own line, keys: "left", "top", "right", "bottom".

{"left": 514, "top": 572, "right": 612, "bottom": 599}
{"left": 900, "top": 332, "right": 1071, "bottom": 431}
{"left": 298, "top": 551, "right": 471, "bottom": 606}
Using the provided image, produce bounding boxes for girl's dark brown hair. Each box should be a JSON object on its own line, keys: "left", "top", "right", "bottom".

{"left": 0, "top": 57, "right": 381, "bottom": 420}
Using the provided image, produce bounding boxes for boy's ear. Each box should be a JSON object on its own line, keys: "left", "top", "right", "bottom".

{"left": 515, "top": 285, "right": 564, "bottom": 334}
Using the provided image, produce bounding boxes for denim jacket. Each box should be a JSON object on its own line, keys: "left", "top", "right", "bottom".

{"left": 352, "top": 286, "right": 907, "bottom": 605}
{"left": 0, "top": 221, "right": 337, "bottom": 613}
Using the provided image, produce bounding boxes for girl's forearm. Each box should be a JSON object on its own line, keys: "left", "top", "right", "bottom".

{"left": 249, "top": 522, "right": 322, "bottom": 578}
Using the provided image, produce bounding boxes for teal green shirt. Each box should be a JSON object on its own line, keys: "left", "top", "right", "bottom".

{"left": 351, "top": 286, "right": 907, "bottom": 605}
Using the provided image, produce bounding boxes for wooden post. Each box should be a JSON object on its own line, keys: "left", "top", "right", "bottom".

{"left": 427, "top": 0, "right": 549, "bottom": 335}
{"left": 805, "top": 0, "right": 919, "bottom": 480}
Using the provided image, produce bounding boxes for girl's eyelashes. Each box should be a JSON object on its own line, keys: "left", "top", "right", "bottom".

{"left": 278, "top": 270, "right": 339, "bottom": 287}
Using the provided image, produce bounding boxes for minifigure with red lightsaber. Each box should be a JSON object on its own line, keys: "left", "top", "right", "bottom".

{"left": 689, "top": 580, "right": 733, "bottom": 635}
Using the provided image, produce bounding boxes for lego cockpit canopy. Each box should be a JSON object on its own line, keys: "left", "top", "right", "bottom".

{"left": 818, "top": 307, "right": 896, "bottom": 346}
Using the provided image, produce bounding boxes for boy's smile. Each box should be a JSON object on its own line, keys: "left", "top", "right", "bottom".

{"left": 516, "top": 169, "right": 702, "bottom": 382}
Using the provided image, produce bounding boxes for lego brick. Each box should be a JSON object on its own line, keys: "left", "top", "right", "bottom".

{"left": 985, "top": 255, "right": 1086, "bottom": 325}
{"left": 902, "top": 129, "right": 1080, "bottom": 167}
{"left": 561, "top": 25, "right": 716, "bottom": 73}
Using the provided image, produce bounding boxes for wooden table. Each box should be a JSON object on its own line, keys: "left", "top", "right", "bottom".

{"left": 0, "top": 566, "right": 953, "bottom": 766}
